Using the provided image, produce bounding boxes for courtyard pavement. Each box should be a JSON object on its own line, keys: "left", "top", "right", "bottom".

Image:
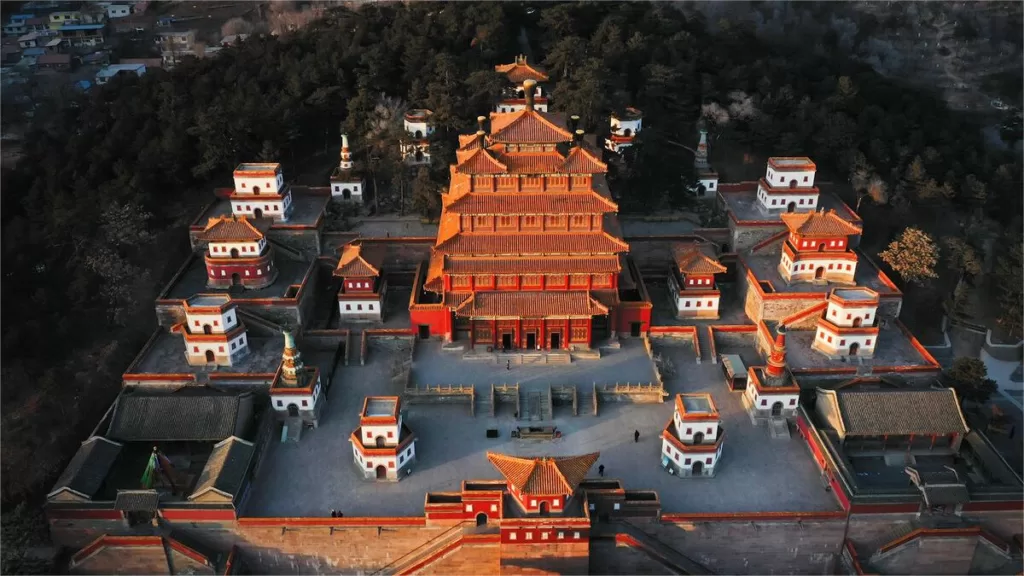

{"left": 243, "top": 337, "right": 838, "bottom": 518}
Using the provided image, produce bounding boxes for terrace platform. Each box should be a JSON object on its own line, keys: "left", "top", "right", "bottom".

{"left": 192, "top": 189, "right": 329, "bottom": 229}
{"left": 161, "top": 255, "right": 312, "bottom": 301}
{"left": 126, "top": 332, "right": 284, "bottom": 376}
{"left": 721, "top": 185, "right": 860, "bottom": 225}
{"left": 779, "top": 322, "right": 938, "bottom": 374}
{"left": 243, "top": 338, "right": 839, "bottom": 517}
{"left": 743, "top": 251, "right": 899, "bottom": 296}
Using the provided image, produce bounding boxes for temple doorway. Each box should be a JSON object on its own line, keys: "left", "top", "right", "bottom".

{"left": 230, "top": 248, "right": 240, "bottom": 258}
{"left": 415, "top": 150, "right": 424, "bottom": 162}
{"left": 692, "top": 461, "right": 704, "bottom": 475}
{"left": 418, "top": 325, "right": 430, "bottom": 339}
{"left": 252, "top": 186, "right": 260, "bottom": 195}
{"left": 550, "top": 333, "right": 561, "bottom": 350}
{"left": 253, "top": 208, "right": 263, "bottom": 218}
{"left": 502, "top": 333, "right": 513, "bottom": 351}
{"left": 526, "top": 332, "right": 537, "bottom": 350}
{"left": 789, "top": 179, "right": 798, "bottom": 188}
{"left": 693, "top": 431, "right": 705, "bottom": 445}
{"left": 476, "top": 513, "right": 487, "bottom": 527}
{"left": 539, "top": 502, "right": 549, "bottom": 516}
{"left": 376, "top": 465, "right": 387, "bottom": 479}
{"left": 814, "top": 267, "right": 825, "bottom": 280}
{"left": 205, "top": 350, "right": 216, "bottom": 363}
{"left": 630, "top": 322, "right": 642, "bottom": 337}
{"left": 787, "top": 202, "right": 796, "bottom": 212}
{"left": 203, "top": 324, "right": 213, "bottom": 335}
{"left": 375, "top": 436, "right": 386, "bottom": 448}
{"left": 288, "top": 403, "right": 299, "bottom": 417}
{"left": 231, "top": 273, "right": 242, "bottom": 286}
{"left": 342, "top": 188, "right": 351, "bottom": 199}
{"left": 849, "top": 343, "right": 860, "bottom": 356}
{"left": 770, "top": 401, "right": 783, "bottom": 416}
{"left": 414, "top": 130, "right": 423, "bottom": 139}
{"left": 818, "top": 244, "right": 826, "bottom": 252}
{"left": 623, "top": 128, "right": 632, "bottom": 137}
{"left": 853, "top": 318, "right": 863, "bottom": 327}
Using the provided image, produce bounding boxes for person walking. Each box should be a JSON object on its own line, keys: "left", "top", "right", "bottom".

{"left": 330, "top": 509, "right": 337, "bottom": 518}
{"left": 598, "top": 464, "right": 605, "bottom": 477}
{"left": 506, "top": 359, "right": 511, "bottom": 370}
{"left": 634, "top": 429, "right": 640, "bottom": 443}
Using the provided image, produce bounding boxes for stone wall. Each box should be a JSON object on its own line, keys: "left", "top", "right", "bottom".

{"left": 233, "top": 522, "right": 451, "bottom": 574}
{"left": 499, "top": 541, "right": 590, "bottom": 575}
{"left": 640, "top": 516, "right": 846, "bottom": 574}
{"left": 589, "top": 538, "right": 671, "bottom": 575}
{"left": 417, "top": 540, "right": 501, "bottom": 575}
{"left": 731, "top": 224, "right": 785, "bottom": 253}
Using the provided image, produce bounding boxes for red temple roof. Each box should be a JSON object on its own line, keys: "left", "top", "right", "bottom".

{"left": 494, "top": 56, "right": 549, "bottom": 83}
{"left": 489, "top": 109, "right": 572, "bottom": 144}
{"left": 444, "top": 255, "right": 621, "bottom": 276}
{"left": 781, "top": 209, "right": 862, "bottom": 237}
{"left": 436, "top": 231, "right": 629, "bottom": 256}
{"left": 334, "top": 243, "right": 383, "bottom": 278}
{"left": 672, "top": 244, "right": 726, "bottom": 275}
{"left": 561, "top": 145, "right": 608, "bottom": 174}
{"left": 457, "top": 291, "right": 608, "bottom": 319}
{"left": 487, "top": 452, "right": 599, "bottom": 495}
{"left": 444, "top": 191, "right": 617, "bottom": 215}
{"left": 454, "top": 148, "right": 508, "bottom": 174}
{"left": 197, "top": 215, "right": 268, "bottom": 242}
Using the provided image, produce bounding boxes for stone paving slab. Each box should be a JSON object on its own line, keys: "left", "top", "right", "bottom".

{"left": 243, "top": 339, "right": 839, "bottom": 518}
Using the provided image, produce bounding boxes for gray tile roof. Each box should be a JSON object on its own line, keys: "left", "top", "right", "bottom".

{"left": 820, "top": 388, "right": 969, "bottom": 437}
{"left": 48, "top": 436, "right": 122, "bottom": 499}
{"left": 114, "top": 489, "right": 161, "bottom": 511}
{"left": 107, "top": 389, "right": 252, "bottom": 442}
{"left": 189, "top": 437, "right": 255, "bottom": 502}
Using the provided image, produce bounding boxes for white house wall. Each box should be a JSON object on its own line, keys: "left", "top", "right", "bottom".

{"left": 230, "top": 192, "right": 291, "bottom": 219}
{"left": 207, "top": 239, "right": 265, "bottom": 258}
{"left": 824, "top": 302, "right": 878, "bottom": 327}
{"left": 745, "top": 386, "right": 800, "bottom": 413}
{"left": 673, "top": 294, "right": 720, "bottom": 314}
{"left": 814, "top": 327, "right": 877, "bottom": 356}
{"left": 780, "top": 258, "right": 857, "bottom": 282}
{"left": 183, "top": 310, "right": 239, "bottom": 333}
{"left": 233, "top": 173, "right": 285, "bottom": 195}
{"left": 757, "top": 185, "right": 819, "bottom": 211}
{"left": 765, "top": 167, "right": 816, "bottom": 188}
{"left": 672, "top": 412, "right": 721, "bottom": 443}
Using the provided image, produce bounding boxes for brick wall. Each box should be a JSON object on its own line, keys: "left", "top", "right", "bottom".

{"left": 499, "top": 541, "right": 590, "bottom": 575}
{"left": 731, "top": 225, "right": 784, "bottom": 253}
{"left": 70, "top": 545, "right": 170, "bottom": 575}
{"left": 640, "top": 518, "right": 845, "bottom": 574}
{"left": 871, "top": 535, "right": 979, "bottom": 575}
{"left": 416, "top": 540, "right": 500, "bottom": 575}
{"left": 589, "top": 538, "right": 672, "bottom": 575}
{"left": 234, "top": 523, "right": 451, "bottom": 574}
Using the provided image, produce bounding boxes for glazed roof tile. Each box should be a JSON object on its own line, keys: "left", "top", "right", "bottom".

{"left": 444, "top": 191, "right": 617, "bottom": 215}
{"left": 672, "top": 243, "right": 726, "bottom": 275}
{"left": 436, "top": 232, "right": 629, "bottom": 256}
{"left": 494, "top": 59, "right": 550, "bottom": 83}
{"left": 334, "top": 243, "right": 384, "bottom": 278}
{"left": 189, "top": 436, "right": 255, "bottom": 501}
{"left": 489, "top": 109, "right": 572, "bottom": 144}
{"left": 107, "top": 389, "right": 250, "bottom": 442}
{"left": 49, "top": 437, "right": 122, "bottom": 499}
{"left": 819, "top": 388, "right": 969, "bottom": 437}
{"left": 454, "top": 148, "right": 508, "bottom": 174}
{"left": 444, "top": 255, "right": 621, "bottom": 275}
{"left": 197, "top": 215, "right": 269, "bottom": 242}
{"left": 487, "top": 452, "right": 599, "bottom": 495}
{"left": 781, "top": 209, "right": 862, "bottom": 237}
{"left": 561, "top": 145, "right": 608, "bottom": 174}
{"left": 456, "top": 291, "right": 608, "bottom": 318}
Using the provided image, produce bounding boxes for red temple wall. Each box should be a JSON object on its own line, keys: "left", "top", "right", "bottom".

{"left": 410, "top": 307, "right": 450, "bottom": 337}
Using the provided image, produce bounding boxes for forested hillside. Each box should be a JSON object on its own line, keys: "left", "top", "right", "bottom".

{"left": 1, "top": 1, "right": 1020, "bottom": 512}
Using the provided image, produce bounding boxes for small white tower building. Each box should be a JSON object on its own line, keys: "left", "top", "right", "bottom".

{"left": 756, "top": 157, "right": 819, "bottom": 213}
{"left": 230, "top": 163, "right": 294, "bottom": 221}
{"left": 813, "top": 287, "right": 880, "bottom": 359}
{"left": 350, "top": 396, "right": 417, "bottom": 481}
{"left": 661, "top": 393, "right": 724, "bottom": 477}
{"left": 173, "top": 294, "right": 249, "bottom": 367}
